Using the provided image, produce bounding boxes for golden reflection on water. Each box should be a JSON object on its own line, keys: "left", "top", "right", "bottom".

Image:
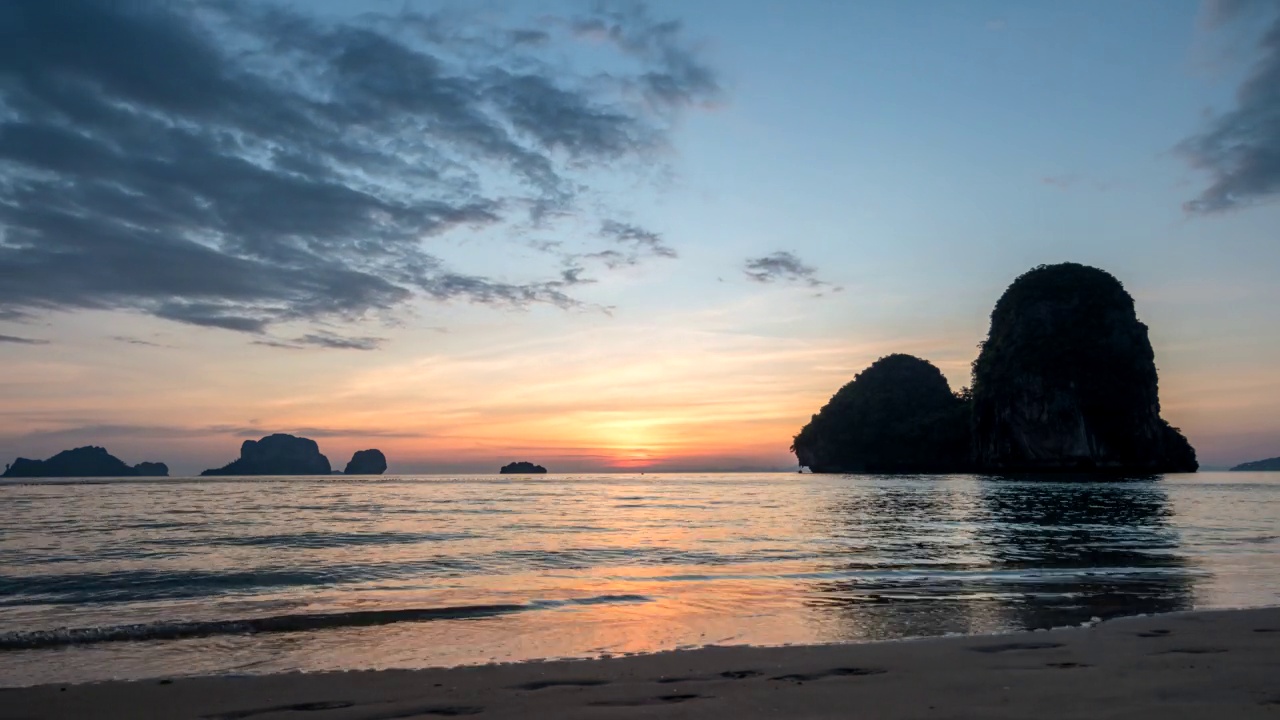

{"left": 0, "top": 473, "right": 1278, "bottom": 685}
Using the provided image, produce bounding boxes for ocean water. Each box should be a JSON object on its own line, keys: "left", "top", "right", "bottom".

{"left": 1, "top": 472, "right": 1278, "bottom": 686}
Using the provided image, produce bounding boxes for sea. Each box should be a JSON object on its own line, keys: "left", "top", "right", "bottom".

{"left": 1, "top": 472, "right": 1278, "bottom": 687}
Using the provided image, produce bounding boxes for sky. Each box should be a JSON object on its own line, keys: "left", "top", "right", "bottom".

{"left": 1, "top": 0, "right": 1279, "bottom": 474}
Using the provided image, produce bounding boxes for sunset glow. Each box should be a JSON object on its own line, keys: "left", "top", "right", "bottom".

{"left": 1, "top": 0, "right": 1279, "bottom": 474}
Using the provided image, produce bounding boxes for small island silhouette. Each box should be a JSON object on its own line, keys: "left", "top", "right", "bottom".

{"left": 1231, "top": 456, "right": 1280, "bottom": 472}
{"left": 344, "top": 449, "right": 388, "bottom": 475}
{"left": 500, "top": 461, "right": 547, "bottom": 474}
{"left": 793, "top": 263, "right": 1199, "bottom": 474}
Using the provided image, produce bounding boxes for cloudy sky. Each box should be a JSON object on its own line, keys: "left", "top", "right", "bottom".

{"left": 2, "top": 0, "right": 1278, "bottom": 474}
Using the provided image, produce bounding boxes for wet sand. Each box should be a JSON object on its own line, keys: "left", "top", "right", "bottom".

{"left": 3, "top": 607, "right": 1279, "bottom": 719}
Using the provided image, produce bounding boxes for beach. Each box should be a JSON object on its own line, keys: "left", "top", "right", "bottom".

{"left": 5, "top": 606, "right": 1279, "bottom": 719}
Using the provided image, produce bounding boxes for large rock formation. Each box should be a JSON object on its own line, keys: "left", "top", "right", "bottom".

{"left": 201, "top": 434, "right": 331, "bottom": 476}
{"left": 971, "top": 263, "right": 1197, "bottom": 473}
{"left": 791, "top": 354, "right": 971, "bottom": 473}
{"left": 792, "top": 263, "right": 1198, "bottom": 475}
{"left": 344, "top": 449, "right": 387, "bottom": 475}
{"left": 500, "top": 461, "right": 547, "bottom": 474}
{"left": 1231, "top": 456, "right": 1280, "bottom": 471}
{"left": 2, "top": 446, "right": 169, "bottom": 478}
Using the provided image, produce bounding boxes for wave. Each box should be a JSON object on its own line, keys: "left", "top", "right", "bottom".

{"left": 0, "top": 594, "right": 651, "bottom": 651}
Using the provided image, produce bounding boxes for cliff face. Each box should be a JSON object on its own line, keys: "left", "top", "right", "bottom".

{"left": 201, "top": 434, "right": 331, "bottom": 476}
{"left": 971, "top": 264, "right": 1197, "bottom": 473}
{"left": 791, "top": 354, "right": 970, "bottom": 474}
{"left": 2, "top": 446, "right": 169, "bottom": 478}
{"left": 344, "top": 449, "right": 387, "bottom": 475}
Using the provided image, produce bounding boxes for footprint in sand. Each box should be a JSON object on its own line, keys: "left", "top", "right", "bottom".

{"left": 1136, "top": 629, "right": 1172, "bottom": 638}
{"left": 968, "top": 642, "right": 1064, "bottom": 654}
{"left": 658, "top": 670, "right": 763, "bottom": 684}
{"left": 513, "top": 679, "right": 610, "bottom": 691}
{"left": 589, "top": 693, "right": 707, "bottom": 707}
{"left": 203, "top": 700, "right": 355, "bottom": 720}
{"left": 771, "top": 668, "right": 887, "bottom": 682}
{"left": 371, "top": 708, "right": 484, "bottom": 718}
{"left": 1158, "top": 648, "right": 1228, "bottom": 655}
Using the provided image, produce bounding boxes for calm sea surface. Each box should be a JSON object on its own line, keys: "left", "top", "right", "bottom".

{"left": 1, "top": 472, "right": 1278, "bottom": 686}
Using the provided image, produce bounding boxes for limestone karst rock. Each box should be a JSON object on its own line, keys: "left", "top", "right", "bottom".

{"left": 791, "top": 354, "right": 971, "bottom": 473}
{"left": 970, "top": 263, "right": 1197, "bottom": 473}
{"left": 2, "top": 447, "right": 169, "bottom": 478}
{"left": 343, "top": 449, "right": 388, "bottom": 475}
{"left": 201, "top": 434, "right": 331, "bottom": 476}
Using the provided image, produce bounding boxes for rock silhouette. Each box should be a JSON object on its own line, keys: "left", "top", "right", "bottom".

{"left": 1231, "top": 456, "right": 1280, "bottom": 471}
{"left": 131, "top": 462, "right": 170, "bottom": 477}
{"left": 972, "top": 264, "right": 1196, "bottom": 473}
{"left": 793, "top": 263, "right": 1198, "bottom": 474}
{"left": 2, "top": 446, "right": 169, "bottom": 478}
{"left": 344, "top": 449, "right": 387, "bottom": 475}
{"left": 500, "top": 461, "right": 547, "bottom": 474}
{"left": 201, "top": 434, "right": 331, "bottom": 476}
{"left": 791, "top": 354, "right": 970, "bottom": 473}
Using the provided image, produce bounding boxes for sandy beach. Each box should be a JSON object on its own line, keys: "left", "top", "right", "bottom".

{"left": 4, "top": 606, "right": 1278, "bottom": 719}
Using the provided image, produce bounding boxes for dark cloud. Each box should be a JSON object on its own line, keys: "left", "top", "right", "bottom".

{"left": 0, "top": 333, "right": 48, "bottom": 345}
{"left": 204, "top": 424, "right": 421, "bottom": 439}
{"left": 524, "top": 219, "right": 675, "bottom": 274}
{"left": 1181, "top": 0, "right": 1280, "bottom": 212}
{"left": 3, "top": 422, "right": 421, "bottom": 444}
{"left": 509, "top": 29, "right": 551, "bottom": 46}
{"left": 743, "top": 251, "right": 838, "bottom": 292}
{"left": 251, "top": 339, "right": 304, "bottom": 350}
{"left": 584, "top": 249, "right": 633, "bottom": 270}
{"left": 111, "top": 336, "right": 168, "bottom": 348}
{"left": 570, "top": 5, "right": 721, "bottom": 110}
{"left": 599, "top": 220, "right": 678, "bottom": 260}
{"left": 296, "top": 331, "right": 384, "bottom": 351}
{"left": 0, "top": 1, "right": 716, "bottom": 340}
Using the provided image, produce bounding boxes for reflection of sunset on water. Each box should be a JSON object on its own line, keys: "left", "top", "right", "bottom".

{"left": 4, "top": 472, "right": 1278, "bottom": 686}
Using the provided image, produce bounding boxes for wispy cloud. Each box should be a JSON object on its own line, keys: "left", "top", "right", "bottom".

{"left": 743, "top": 251, "right": 839, "bottom": 292}
{"left": 598, "top": 220, "right": 679, "bottom": 262}
{"left": 5, "top": 422, "right": 422, "bottom": 440}
{"left": 296, "top": 332, "right": 385, "bottom": 351}
{"left": 1180, "top": 0, "right": 1280, "bottom": 212}
{"left": 111, "top": 336, "right": 169, "bottom": 348}
{"left": 0, "top": 334, "right": 49, "bottom": 345}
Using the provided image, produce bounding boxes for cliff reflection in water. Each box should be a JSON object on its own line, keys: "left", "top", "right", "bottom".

{"left": 808, "top": 477, "right": 1195, "bottom": 640}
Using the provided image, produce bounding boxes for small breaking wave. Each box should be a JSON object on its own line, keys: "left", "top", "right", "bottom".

{"left": 0, "top": 594, "right": 652, "bottom": 651}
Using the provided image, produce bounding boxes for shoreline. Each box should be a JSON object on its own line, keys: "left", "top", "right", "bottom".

{"left": 5, "top": 606, "right": 1280, "bottom": 719}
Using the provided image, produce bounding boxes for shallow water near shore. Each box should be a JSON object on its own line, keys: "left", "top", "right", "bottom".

{"left": 1, "top": 472, "right": 1278, "bottom": 686}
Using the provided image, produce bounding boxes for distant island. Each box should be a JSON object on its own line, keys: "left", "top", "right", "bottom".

{"left": 202, "top": 434, "right": 331, "bottom": 476}
{"left": 1231, "top": 457, "right": 1280, "bottom": 472}
{"left": 201, "top": 434, "right": 388, "bottom": 477}
{"left": 500, "top": 461, "right": 547, "bottom": 474}
{"left": 793, "top": 263, "right": 1198, "bottom": 475}
{"left": 344, "top": 449, "right": 388, "bottom": 475}
{"left": 2, "top": 446, "right": 169, "bottom": 478}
